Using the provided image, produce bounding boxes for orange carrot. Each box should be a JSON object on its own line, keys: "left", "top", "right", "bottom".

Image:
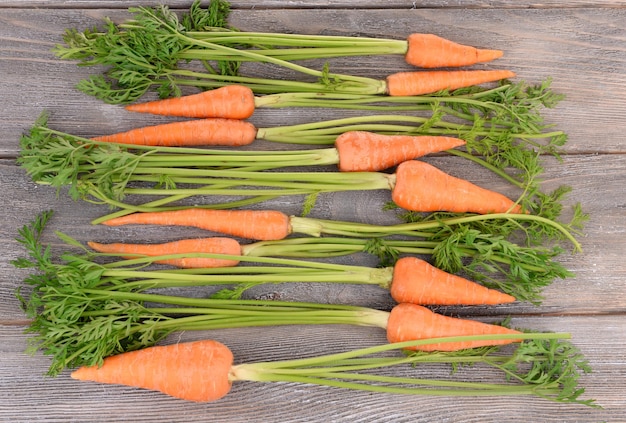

{"left": 71, "top": 339, "right": 233, "bottom": 402}
{"left": 405, "top": 34, "right": 503, "bottom": 68}
{"left": 125, "top": 85, "right": 256, "bottom": 119}
{"left": 91, "top": 118, "right": 257, "bottom": 146}
{"left": 391, "top": 160, "right": 523, "bottom": 214}
{"left": 386, "top": 303, "right": 522, "bottom": 351}
{"left": 87, "top": 238, "right": 242, "bottom": 268}
{"left": 386, "top": 70, "right": 515, "bottom": 96}
{"left": 390, "top": 257, "right": 515, "bottom": 305}
{"left": 334, "top": 132, "right": 465, "bottom": 172}
{"left": 101, "top": 209, "right": 292, "bottom": 241}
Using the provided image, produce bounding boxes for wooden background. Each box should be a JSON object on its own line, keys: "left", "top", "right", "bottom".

{"left": 1, "top": 1, "right": 625, "bottom": 422}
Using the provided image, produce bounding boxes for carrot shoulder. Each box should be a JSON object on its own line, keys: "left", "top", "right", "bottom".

{"left": 87, "top": 238, "right": 242, "bottom": 268}
{"left": 101, "top": 209, "right": 292, "bottom": 241}
{"left": 71, "top": 340, "right": 234, "bottom": 402}
{"left": 391, "top": 160, "right": 523, "bottom": 214}
{"left": 386, "top": 303, "right": 522, "bottom": 351}
{"left": 386, "top": 69, "right": 515, "bottom": 96}
{"left": 125, "top": 86, "right": 256, "bottom": 119}
{"left": 335, "top": 132, "right": 465, "bottom": 172}
{"left": 91, "top": 118, "right": 257, "bottom": 147}
{"left": 405, "top": 34, "right": 503, "bottom": 68}
{"left": 390, "top": 257, "right": 515, "bottom": 305}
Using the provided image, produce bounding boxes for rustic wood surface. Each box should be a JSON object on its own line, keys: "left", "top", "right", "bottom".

{"left": 1, "top": 2, "right": 625, "bottom": 422}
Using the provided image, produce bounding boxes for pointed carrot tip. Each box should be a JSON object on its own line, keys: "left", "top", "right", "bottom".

{"left": 477, "top": 49, "right": 504, "bottom": 63}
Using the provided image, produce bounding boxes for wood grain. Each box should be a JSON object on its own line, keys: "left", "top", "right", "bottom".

{"left": 1, "top": 3, "right": 625, "bottom": 422}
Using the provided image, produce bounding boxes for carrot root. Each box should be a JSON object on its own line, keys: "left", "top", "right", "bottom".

{"left": 87, "top": 238, "right": 242, "bottom": 268}
{"left": 125, "top": 86, "right": 256, "bottom": 119}
{"left": 71, "top": 340, "right": 234, "bottom": 402}
{"left": 101, "top": 209, "right": 292, "bottom": 241}
{"left": 335, "top": 132, "right": 465, "bottom": 172}
{"left": 386, "top": 303, "right": 522, "bottom": 351}
{"left": 91, "top": 118, "right": 258, "bottom": 147}
{"left": 405, "top": 34, "right": 503, "bottom": 68}
{"left": 390, "top": 257, "right": 516, "bottom": 305}
{"left": 386, "top": 69, "right": 516, "bottom": 96}
{"left": 391, "top": 160, "right": 523, "bottom": 214}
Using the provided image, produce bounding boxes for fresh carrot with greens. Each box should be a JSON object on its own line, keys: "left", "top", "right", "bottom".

{"left": 68, "top": 333, "right": 593, "bottom": 405}
{"left": 88, "top": 238, "right": 515, "bottom": 305}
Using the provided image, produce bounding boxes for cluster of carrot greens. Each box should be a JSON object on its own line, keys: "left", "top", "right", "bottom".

{"left": 14, "top": 0, "right": 596, "bottom": 408}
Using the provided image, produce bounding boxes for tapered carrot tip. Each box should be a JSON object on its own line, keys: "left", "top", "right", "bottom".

{"left": 391, "top": 160, "right": 523, "bottom": 214}
{"left": 335, "top": 131, "right": 465, "bottom": 172}
{"left": 125, "top": 85, "right": 256, "bottom": 119}
{"left": 87, "top": 237, "right": 242, "bottom": 268}
{"left": 386, "top": 69, "right": 516, "bottom": 96}
{"left": 386, "top": 303, "right": 522, "bottom": 351}
{"left": 71, "top": 340, "right": 234, "bottom": 402}
{"left": 390, "top": 257, "right": 516, "bottom": 305}
{"left": 405, "top": 34, "right": 504, "bottom": 68}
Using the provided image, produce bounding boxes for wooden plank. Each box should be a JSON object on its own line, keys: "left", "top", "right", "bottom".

{"left": 2, "top": 8, "right": 626, "bottom": 155}
{"left": 0, "top": 315, "right": 623, "bottom": 422}
{"left": 3, "top": 1, "right": 626, "bottom": 9}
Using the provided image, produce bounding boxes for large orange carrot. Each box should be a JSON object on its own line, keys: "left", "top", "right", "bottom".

{"left": 125, "top": 85, "right": 256, "bottom": 119}
{"left": 386, "top": 303, "right": 522, "bottom": 351}
{"left": 390, "top": 257, "right": 515, "bottom": 305}
{"left": 405, "top": 34, "right": 503, "bottom": 68}
{"left": 91, "top": 118, "right": 257, "bottom": 146}
{"left": 334, "top": 132, "right": 465, "bottom": 172}
{"left": 391, "top": 160, "right": 522, "bottom": 213}
{"left": 87, "top": 238, "right": 242, "bottom": 268}
{"left": 71, "top": 339, "right": 234, "bottom": 402}
{"left": 386, "top": 70, "right": 515, "bottom": 96}
{"left": 101, "top": 209, "right": 292, "bottom": 241}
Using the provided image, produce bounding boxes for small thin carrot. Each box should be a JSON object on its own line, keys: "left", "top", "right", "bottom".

{"left": 391, "top": 160, "right": 523, "bottom": 214}
{"left": 71, "top": 339, "right": 234, "bottom": 402}
{"left": 125, "top": 85, "right": 256, "bottom": 119}
{"left": 390, "top": 257, "right": 515, "bottom": 305}
{"left": 386, "top": 70, "right": 516, "bottom": 96}
{"left": 404, "top": 34, "right": 503, "bottom": 68}
{"left": 91, "top": 118, "right": 257, "bottom": 146}
{"left": 386, "top": 303, "right": 522, "bottom": 351}
{"left": 334, "top": 132, "right": 465, "bottom": 172}
{"left": 101, "top": 209, "right": 292, "bottom": 241}
{"left": 87, "top": 238, "right": 242, "bottom": 268}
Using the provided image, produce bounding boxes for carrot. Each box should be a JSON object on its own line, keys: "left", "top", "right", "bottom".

{"left": 404, "top": 34, "right": 503, "bottom": 68}
{"left": 87, "top": 238, "right": 242, "bottom": 268}
{"left": 390, "top": 257, "right": 515, "bottom": 305}
{"left": 125, "top": 85, "right": 256, "bottom": 119}
{"left": 386, "top": 70, "right": 516, "bottom": 96}
{"left": 91, "top": 118, "right": 257, "bottom": 146}
{"left": 334, "top": 132, "right": 465, "bottom": 172}
{"left": 391, "top": 160, "right": 523, "bottom": 213}
{"left": 101, "top": 209, "right": 292, "bottom": 241}
{"left": 71, "top": 339, "right": 234, "bottom": 402}
{"left": 386, "top": 303, "right": 522, "bottom": 351}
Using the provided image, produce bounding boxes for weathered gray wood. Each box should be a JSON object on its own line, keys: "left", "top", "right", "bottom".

{"left": 1, "top": 316, "right": 623, "bottom": 422}
{"left": 1, "top": 2, "right": 626, "bottom": 422}
{"left": 3, "top": 1, "right": 626, "bottom": 8}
